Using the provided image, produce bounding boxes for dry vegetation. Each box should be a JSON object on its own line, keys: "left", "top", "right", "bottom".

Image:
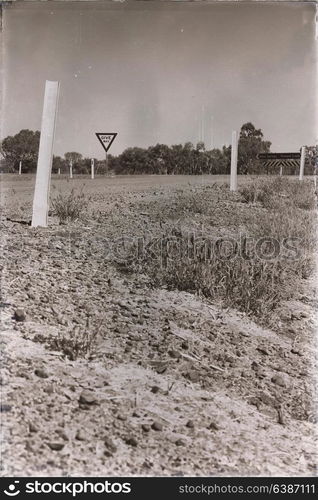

{"left": 124, "top": 177, "right": 317, "bottom": 323}
{"left": 1, "top": 174, "right": 317, "bottom": 476}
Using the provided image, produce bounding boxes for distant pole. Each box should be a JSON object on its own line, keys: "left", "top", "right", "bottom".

{"left": 201, "top": 105, "right": 205, "bottom": 144}
{"left": 18, "top": 161, "right": 22, "bottom": 175}
{"left": 299, "top": 146, "right": 306, "bottom": 180}
{"left": 230, "top": 130, "right": 238, "bottom": 191}
{"left": 58, "top": 167, "right": 61, "bottom": 176}
{"left": 280, "top": 165, "right": 283, "bottom": 176}
{"left": 31, "top": 80, "right": 60, "bottom": 228}
{"left": 69, "top": 159, "right": 73, "bottom": 179}
{"left": 210, "top": 115, "right": 214, "bottom": 150}
{"left": 91, "top": 158, "right": 95, "bottom": 179}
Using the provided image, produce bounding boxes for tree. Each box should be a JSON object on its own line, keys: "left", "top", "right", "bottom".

{"left": 52, "top": 155, "right": 67, "bottom": 174}
{"left": 238, "top": 122, "right": 271, "bottom": 174}
{"left": 64, "top": 152, "right": 83, "bottom": 174}
{"left": 1, "top": 129, "right": 40, "bottom": 172}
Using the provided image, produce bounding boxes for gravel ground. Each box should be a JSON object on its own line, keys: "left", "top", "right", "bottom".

{"left": 1, "top": 174, "right": 317, "bottom": 476}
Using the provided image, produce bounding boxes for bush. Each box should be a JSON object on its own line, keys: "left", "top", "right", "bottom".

{"left": 51, "top": 188, "right": 90, "bottom": 223}
{"left": 51, "top": 319, "right": 102, "bottom": 360}
{"left": 132, "top": 177, "right": 317, "bottom": 322}
{"left": 239, "top": 177, "right": 316, "bottom": 210}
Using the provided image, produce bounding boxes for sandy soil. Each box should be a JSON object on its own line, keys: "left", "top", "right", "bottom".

{"left": 1, "top": 174, "right": 317, "bottom": 477}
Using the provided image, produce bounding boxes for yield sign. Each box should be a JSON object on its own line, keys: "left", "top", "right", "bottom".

{"left": 95, "top": 133, "right": 117, "bottom": 153}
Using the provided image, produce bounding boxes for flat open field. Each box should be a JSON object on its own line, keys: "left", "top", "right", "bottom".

{"left": 1, "top": 174, "right": 317, "bottom": 476}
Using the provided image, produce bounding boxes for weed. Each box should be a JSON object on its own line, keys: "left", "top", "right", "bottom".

{"left": 51, "top": 188, "right": 90, "bottom": 223}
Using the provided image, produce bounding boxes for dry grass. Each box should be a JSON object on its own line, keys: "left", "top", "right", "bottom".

{"left": 51, "top": 318, "right": 102, "bottom": 360}
{"left": 51, "top": 187, "right": 90, "bottom": 223}
{"left": 133, "top": 177, "right": 317, "bottom": 321}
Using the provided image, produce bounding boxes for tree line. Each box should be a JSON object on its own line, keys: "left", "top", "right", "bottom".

{"left": 0, "top": 123, "right": 315, "bottom": 175}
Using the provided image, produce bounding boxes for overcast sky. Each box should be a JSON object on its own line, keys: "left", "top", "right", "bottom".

{"left": 2, "top": 1, "right": 317, "bottom": 159}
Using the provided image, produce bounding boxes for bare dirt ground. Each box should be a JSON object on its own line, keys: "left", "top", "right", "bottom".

{"left": 1, "top": 174, "right": 317, "bottom": 477}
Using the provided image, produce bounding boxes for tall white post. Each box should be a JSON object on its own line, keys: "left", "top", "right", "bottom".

{"left": 280, "top": 165, "right": 283, "bottom": 176}
{"left": 299, "top": 146, "right": 306, "bottom": 180}
{"left": 91, "top": 158, "right": 95, "bottom": 180}
{"left": 31, "top": 80, "right": 59, "bottom": 227}
{"left": 210, "top": 115, "right": 214, "bottom": 150}
{"left": 230, "top": 130, "right": 238, "bottom": 191}
{"left": 201, "top": 105, "right": 205, "bottom": 144}
{"left": 18, "top": 161, "right": 22, "bottom": 175}
{"left": 58, "top": 167, "right": 61, "bottom": 176}
{"left": 69, "top": 159, "right": 73, "bottom": 179}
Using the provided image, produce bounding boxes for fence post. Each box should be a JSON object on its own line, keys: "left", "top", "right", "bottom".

{"left": 299, "top": 146, "right": 306, "bottom": 180}
{"left": 279, "top": 165, "right": 283, "bottom": 176}
{"left": 230, "top": 130, "right": 238, "bottom": 191}
{"left": 91, "top": 158, "right": 95, "bottom": 179}
{"left": 31, "top": 80, "right": 59, "bottom": 227}
{"left": 69, "top": 159, "right": 73, "bottom": 179}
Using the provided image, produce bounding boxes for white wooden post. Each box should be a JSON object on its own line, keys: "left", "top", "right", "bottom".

{"left": 18, "top": 161, "right": 22, "bottom": 175}
{"left": 31, "top": 80, "right": 59, "bottom": 227}
{"left": 230, "top": 130, "right": 238, "bottom": 191}
{"left": 69, "top": 159, "right": 73, "bottom": 179}
{"left": 91, "top": 158, "right": 95, "bottom": 179}
{"left": 58, "top": 167, "right": 61, "bottom": 176}
{"left": 299, "top": 146, "right": 306, "bottom": 180}
{"left": 280, "top": 165, "right": 283, "bottom": 176}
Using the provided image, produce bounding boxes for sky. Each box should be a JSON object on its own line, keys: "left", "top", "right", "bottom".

{"left": 2, "top": 1, "right": 317, "bottom": 159}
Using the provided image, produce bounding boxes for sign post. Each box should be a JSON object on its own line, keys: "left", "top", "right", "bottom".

{"left": 95, "top": 133, "right": 117, "bottom": 173}
{"left": 258, "top": 152, "right": 301, "bottom": 176}
{"left": 299, "top": 146, "right": 306, "bottom": 181}
{"left": 31, "top": 80, "right": 59, "bottom": 227}
{"left": 230, "top": 130, "right": 238, "bottom": 191}
{"left": 91, "top": 158, "right": 95, "bottom": 180}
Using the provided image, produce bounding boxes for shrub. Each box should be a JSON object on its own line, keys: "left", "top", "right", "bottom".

{"left": 51, "top": 188, "right": 90, "bottom": 223}
{"left": 133, "top": 177, "right": 316, "bottom": 322}
{"left": 52, "top": 319, "right": 102, "bottom": 360}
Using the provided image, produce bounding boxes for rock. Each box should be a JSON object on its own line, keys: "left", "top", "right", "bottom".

{"left": 175, "top": 438, "right": 186, "bottom": 446}
{"left": 181, "top": 341, "right": 189, "bottom": 350}
{"left": 257, "top": 347, "right": 269, "bottom": 355}
{"left": 186, "top": 420, "right": 195, "bottom": 428}
{"left": 291, "top": 348, "right": 303, "bottom": 356}
{"left": 169, "top": 350, "right": 181, "bottom": 359}
{"left": 151, "top": 421, "right": 163, "bottom": 431}
{"left": 125, "top": 436, "right": 138, "bottom": 447}
{"left": 34, "top": 368, "right": 49, "bottom": 379}
{"left": 104, "top": 437, "right": 117, "bottom": 453}
{"left": 277, "top": 407, "right": 286, "bottom": 425}
{"left": 13, "top": 309, "right": 26, "bottom": 322}
{"left": 208, "top": 422, "right": 220, "bottom": 431}
{"left": 75, "top": 429, "right": 86, "bottom": 441}
{"left": 47, "top": 442, "right": 65, "bottom": 451}
{"left": 271, "top": 374, "right": 287, "bottom": 387}
{"left": 186, "top": 370, "right": 200, "bottom": 383}
{"left": 56, "top": 430, "right": 69, "bottom": 441}
{"left": 117, "top": 413, "right": 127, "bottom": 421}
{"left": 142, "top": 424, "right": 151, "bottom": 432}
{"left": 151, "top": 386, "right": 160, "bottom": 394}
{"left": 155, "top": 364, "right": 167, "bottom": 375}
{"left": 79, "top": 390, "right": 97, "bottom": 405}
{"left": 29, "top": 422, "right": 38, "bottom": 433}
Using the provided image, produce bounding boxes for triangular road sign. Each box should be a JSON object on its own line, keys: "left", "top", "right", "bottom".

{"left": 95, "top": 133, "right": 117, "bottom": 153}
